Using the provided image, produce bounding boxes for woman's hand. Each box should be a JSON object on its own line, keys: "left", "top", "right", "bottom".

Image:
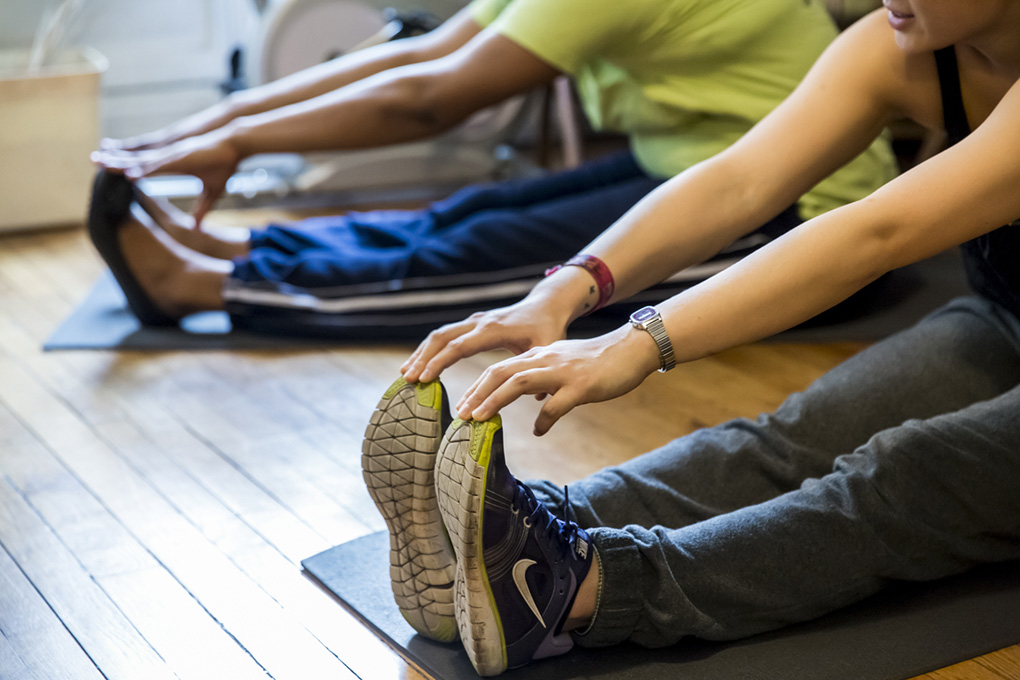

{"left": 100, "top": 99, "right": 238, "bottom": 153}
{"left": 401, "top": 295, "right": 574, "bottom": 384}
{"left": 455, "top": 324, "right": 661, "bottom": 436}
{"left": 93, "top": 129, "right": 242, "bottom": 227}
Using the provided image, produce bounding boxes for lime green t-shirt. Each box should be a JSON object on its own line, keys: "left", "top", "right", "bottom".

{"left": 469, "top": 0, "right": 897, "bottom": 219}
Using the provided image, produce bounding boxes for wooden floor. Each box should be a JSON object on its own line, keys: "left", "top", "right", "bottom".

{"left": 0, "top": 215, "right": 1017, "bottom": 680}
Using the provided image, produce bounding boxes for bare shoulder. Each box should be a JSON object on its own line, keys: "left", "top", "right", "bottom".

{"left": 827, "top": 10, "right": 945, "bottom": 130}
{"left": 977, "top": 77, "right": 1020, "bottom": 139}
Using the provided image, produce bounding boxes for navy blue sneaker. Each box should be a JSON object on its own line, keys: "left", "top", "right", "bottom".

{"left": 436, "top": 415, "right": 593, "bottom": 676}
{"left": 362, "top": 377, "right": 458, "bottom": 642}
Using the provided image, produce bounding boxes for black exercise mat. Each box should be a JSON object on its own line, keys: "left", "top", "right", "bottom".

{"left": 44, "top": 272, "right": 340, "bottom": 351}
{"left": 46, "top": 250, "right": 971, "bottom": 351}
{"left": 303, "top": 531, "right": 1020, "bottom": 680}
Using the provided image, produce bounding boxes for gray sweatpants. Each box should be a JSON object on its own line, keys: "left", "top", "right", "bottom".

{"left": 530, "top": 296, "right": 1020, "bottom": 648}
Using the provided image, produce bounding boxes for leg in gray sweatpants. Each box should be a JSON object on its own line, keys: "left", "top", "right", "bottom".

{"left": 529, "top": 296, "right": 1020, "bottom": 648}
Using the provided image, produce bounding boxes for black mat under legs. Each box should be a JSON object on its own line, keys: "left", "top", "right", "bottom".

{"left": 47, "top": 250, "right": 971, "bottom": 351}
{"left": 44, "top": 273, "right": 371, "bottom": 351}
{"left": 303, "top": 531, "right": 1020, "bottom": 680}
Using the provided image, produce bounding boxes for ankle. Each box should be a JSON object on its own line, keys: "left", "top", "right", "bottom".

{"left": 163, "top": 262, "right": 229, "bottom": 315}
{"left": 118, "top": 222, "right": 227, "bottom": 318}
{"left": 564, "top": 547, "right": 601, "bottom": 632}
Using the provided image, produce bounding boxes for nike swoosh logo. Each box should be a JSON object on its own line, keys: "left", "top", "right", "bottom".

{"left": 512, "top": 559, "right": 546, "bottom": 628}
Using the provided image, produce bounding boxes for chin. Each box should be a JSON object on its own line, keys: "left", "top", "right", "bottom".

{"left": 892, "top": 31, "right": 932, "bottom": 54}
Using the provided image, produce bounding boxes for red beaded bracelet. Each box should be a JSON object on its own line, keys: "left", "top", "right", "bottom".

{"left": 545, "top": 254, "right": 615, "bottom": 314}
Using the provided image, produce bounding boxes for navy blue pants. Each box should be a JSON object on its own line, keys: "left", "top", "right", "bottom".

{"left": 222, "top": 151, "right": 799, "bottom": 337}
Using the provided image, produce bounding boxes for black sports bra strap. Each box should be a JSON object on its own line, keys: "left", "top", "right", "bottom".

{"left": 934, "top": 47, "right": 971, "bottom": 146}
{"left": 933, "top": 48, "right": 1020, "bottom": 322}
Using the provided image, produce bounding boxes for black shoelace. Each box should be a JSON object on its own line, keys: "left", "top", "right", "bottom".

{"left": 514, "top": 483, "right": 584, "bottom": 560}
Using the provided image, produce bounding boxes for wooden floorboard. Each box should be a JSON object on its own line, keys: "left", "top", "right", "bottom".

{"left": 0, "top": 445, "right": 176, "bottom": 680}
{"left": 0, "top": 509, "right": 106, "bottom": 680}
{"left": 0, "top": 218, "right": 1016, "bottom": 680}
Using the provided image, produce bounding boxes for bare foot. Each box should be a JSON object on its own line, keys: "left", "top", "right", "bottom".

{"left": 117, "top": 203, "right": 232, "bottom": 319}
{"left": 132, "top": 186, "right": 251, "bottom": 261}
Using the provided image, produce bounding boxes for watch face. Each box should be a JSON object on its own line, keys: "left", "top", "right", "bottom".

{"left": 631, "top": 306, "right": 657, "bottom": 323}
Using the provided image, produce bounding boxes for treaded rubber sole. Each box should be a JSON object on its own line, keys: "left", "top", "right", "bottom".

{"left": 435, "top": 416, "right": 507, "bottom": 676}
{"left": 362, "top": 376, "right": 457, "bottom": 642}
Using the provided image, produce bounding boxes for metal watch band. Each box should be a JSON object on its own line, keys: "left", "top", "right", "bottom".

{"left": 630, "top": 306, "right": 676, "bottom": 373}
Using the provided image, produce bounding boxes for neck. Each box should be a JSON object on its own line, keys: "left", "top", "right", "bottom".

{"left": 957, "top": 7, "right": 1020, "bottom": 80}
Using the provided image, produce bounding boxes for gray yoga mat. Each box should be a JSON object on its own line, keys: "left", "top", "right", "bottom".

{"left": 302, "top": 530, "right": 1020, "bottom": 680}
{"left": 46, "top": 250, "right": 971, "bottom": 351}
{"left": 44, "top": 272, "right": 340, "bottom": 351}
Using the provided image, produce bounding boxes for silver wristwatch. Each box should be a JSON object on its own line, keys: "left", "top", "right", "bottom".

{"left": 629, "top": 305, "right": 676, "bottom": 373}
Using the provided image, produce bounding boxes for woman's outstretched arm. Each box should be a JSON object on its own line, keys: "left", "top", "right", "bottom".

{"left": 424, "top": 12, "right": 1020, "bottom": 433}
{"left": 404, "top": 11, "right": 900, "bottom": 384}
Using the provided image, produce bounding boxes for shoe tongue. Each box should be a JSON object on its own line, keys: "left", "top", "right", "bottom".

{"left": 567, "top": 524, "right": 592, "bottom": 571}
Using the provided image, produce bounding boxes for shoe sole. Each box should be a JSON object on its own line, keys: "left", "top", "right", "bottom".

{"left": 362, "top": 377, "right": 458, "bottom": 642}
{"left": 435, "top": 416, "right": 507, "bottom": 676}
